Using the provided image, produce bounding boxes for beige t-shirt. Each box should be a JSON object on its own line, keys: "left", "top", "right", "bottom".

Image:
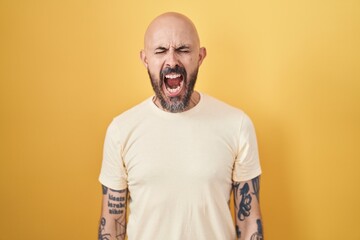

{"left": 99, "top": 93, "right": 261, "bottom": 240}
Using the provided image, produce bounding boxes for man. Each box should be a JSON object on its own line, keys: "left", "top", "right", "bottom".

{"left": 98, "top": 12, "right": 263, "bottom": 240}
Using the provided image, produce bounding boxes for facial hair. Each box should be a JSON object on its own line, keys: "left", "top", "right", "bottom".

{"left": 148, "top": 66, "right": 199, "bottom": 113}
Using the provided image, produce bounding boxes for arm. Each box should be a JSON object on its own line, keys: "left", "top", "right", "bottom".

{"left": 98, "top": 185, "right": 127, "bottom": 240}
{"left": 233, "top": 176, "right": 263, "bottom": 240}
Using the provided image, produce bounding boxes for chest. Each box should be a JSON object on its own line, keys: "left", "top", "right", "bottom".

{"left": 122, "top": 120, "right": 238, "bottom": 190}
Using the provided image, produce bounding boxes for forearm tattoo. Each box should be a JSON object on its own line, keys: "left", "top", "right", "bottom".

{"left": 236, "top": 225, "right": 242, "bottom": 239}
{"left": 233, "top": 181, "right": 252, "bottom": 221}
{"left": 252, "top": 177, "right": 260, "bottom": 202}
{"left": 98, "top": 217, "right": 111, "bottom": 240}
{"left": 233, "top": 176, "right": 261, "bottom": 221}
{"left": 250, "top": 219, "right": 263, "bottom": 240}
{"left": 99, "top": 185, "right": 127, "bottom": 240}
{"left": 112, "top": 189, "right": 127, "bottom": 239}
{"left": 233, "top": 176, "right": 263, "bottom": 239}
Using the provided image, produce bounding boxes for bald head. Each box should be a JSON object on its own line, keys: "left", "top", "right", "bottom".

{"left": 144, "top": 12, "right": 201, "bottom": 51}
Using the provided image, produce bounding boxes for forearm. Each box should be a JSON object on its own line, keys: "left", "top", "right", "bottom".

{"left": 235, "top": 214, "right": 263, "bottom": 240}
{"left": 98, "top": 185, "right": 127, "bottom": 240}
{"left": 233, "top": 176, "right": 264, "bottom": 240}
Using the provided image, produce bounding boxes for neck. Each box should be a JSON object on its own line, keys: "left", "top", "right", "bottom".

{"left": 186, "top": 91, "right": 200, "bottom": 110}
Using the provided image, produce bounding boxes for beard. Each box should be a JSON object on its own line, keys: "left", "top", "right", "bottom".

{"left": 148, "top": 66, "right": 199, "bottom": 113}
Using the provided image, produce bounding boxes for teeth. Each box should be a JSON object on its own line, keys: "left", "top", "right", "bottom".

{"left": 167, "top": 85, "right": 181, "bottom": 93}
{"left": 165, "top": 74, "right": 181, "bottom": 79}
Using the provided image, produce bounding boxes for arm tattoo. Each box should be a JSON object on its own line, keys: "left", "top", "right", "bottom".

{"left": 252, "top": 176, "right": 260, "bottom": 202}
{"left": 98, "top": 217, "right": 111, "bottom": 240}
{"left": 108, "top": 188, "right": 127, "bottom": 239}
{"left": 234, "top": 177, "right": 263, "bottom": 239}
{"left": 236, "top": 225, "right": 242, "bottom": 239}
{"left": 111, "top": 189, "right": 126, "bottom": 193}
{"left": 108, "top": 189, "right": 126, "bottom": 215}
{"left": 233, "top": 176, "right": 261, "bottom": 221}
{"left": 102, "top": 185, "right": 108, "bottom": 195}
{"left": 115, "top": 217, "right": 126, "bottom": 240}
{"left": 100, "top": 186, "right": 127, "bottom": 239}
{"left": 250, "top": 219, "right": 264, "bottom": 240}
{"left": 233, "top": 182, "right": 252, "bottom": 221}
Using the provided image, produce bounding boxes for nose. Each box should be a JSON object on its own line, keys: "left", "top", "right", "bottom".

{"left": 165, "top": 50, "right": 180, "bottom": 68}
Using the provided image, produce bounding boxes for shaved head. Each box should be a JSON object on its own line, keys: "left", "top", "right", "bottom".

{"left": 144, "top": 12, "right": 200, "bottom": 50}
{"left": 140, "top": 12, "right": 206, "bottom": 113}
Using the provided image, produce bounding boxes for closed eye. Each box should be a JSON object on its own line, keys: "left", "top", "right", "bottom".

{"left": 177, "top": 46, "right": 190, "bottom": 53}
{"left": 154, "top": 47, "right": 168, "bottom": 54}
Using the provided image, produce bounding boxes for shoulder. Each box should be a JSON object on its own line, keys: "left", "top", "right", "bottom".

{"left": 112, "top": 97, "right": 152, "bottom": 124}
{"left": 200, "top": 93, "right": 249, "bottom": 120}
{"left": 105, "top": 97, "right": 152, "bottom": 135}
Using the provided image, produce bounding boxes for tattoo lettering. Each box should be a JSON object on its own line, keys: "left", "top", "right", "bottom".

{"left": 98, "top": 217, "right": 111, "bottom": 240}
{"left": 108, "top": 190, "right": 126, "bottom": 215}
{"left": 252, "top": 176, "right": 260, "bottom": 202}
{"left": 108, "top": 193, "right": 126, "bottom": 214}
{"left": 250, "top": 219, "right": 264, "bottom": 240}
{"left": 100, "top": 188, "right": 127, "bottom": 239}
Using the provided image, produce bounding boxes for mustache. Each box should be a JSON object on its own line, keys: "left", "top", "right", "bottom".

{"left": 160, "top": 66, "right": 187, "bottom": 79}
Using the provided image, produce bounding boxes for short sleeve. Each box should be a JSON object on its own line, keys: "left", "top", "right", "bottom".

{"left": 232, "top": 114, "right": 262, "bottom": 182}
{"left": 98, "top": 120, "right": 128, "bottom": 190}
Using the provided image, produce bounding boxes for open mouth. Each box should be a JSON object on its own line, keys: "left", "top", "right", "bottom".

{"left": 163, "top": 73, "right": 184, "bottom": 97}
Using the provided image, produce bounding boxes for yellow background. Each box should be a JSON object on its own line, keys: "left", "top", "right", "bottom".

{"left": 1, "top": 0, "right": 359, "bottom": 239}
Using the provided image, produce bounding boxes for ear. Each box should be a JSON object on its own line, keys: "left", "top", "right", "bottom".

{"left": 198, "top": 47, "right": 207, "bottom": 66}
{"left": 140, "top": 50, "right": 148, "bottom": 68}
